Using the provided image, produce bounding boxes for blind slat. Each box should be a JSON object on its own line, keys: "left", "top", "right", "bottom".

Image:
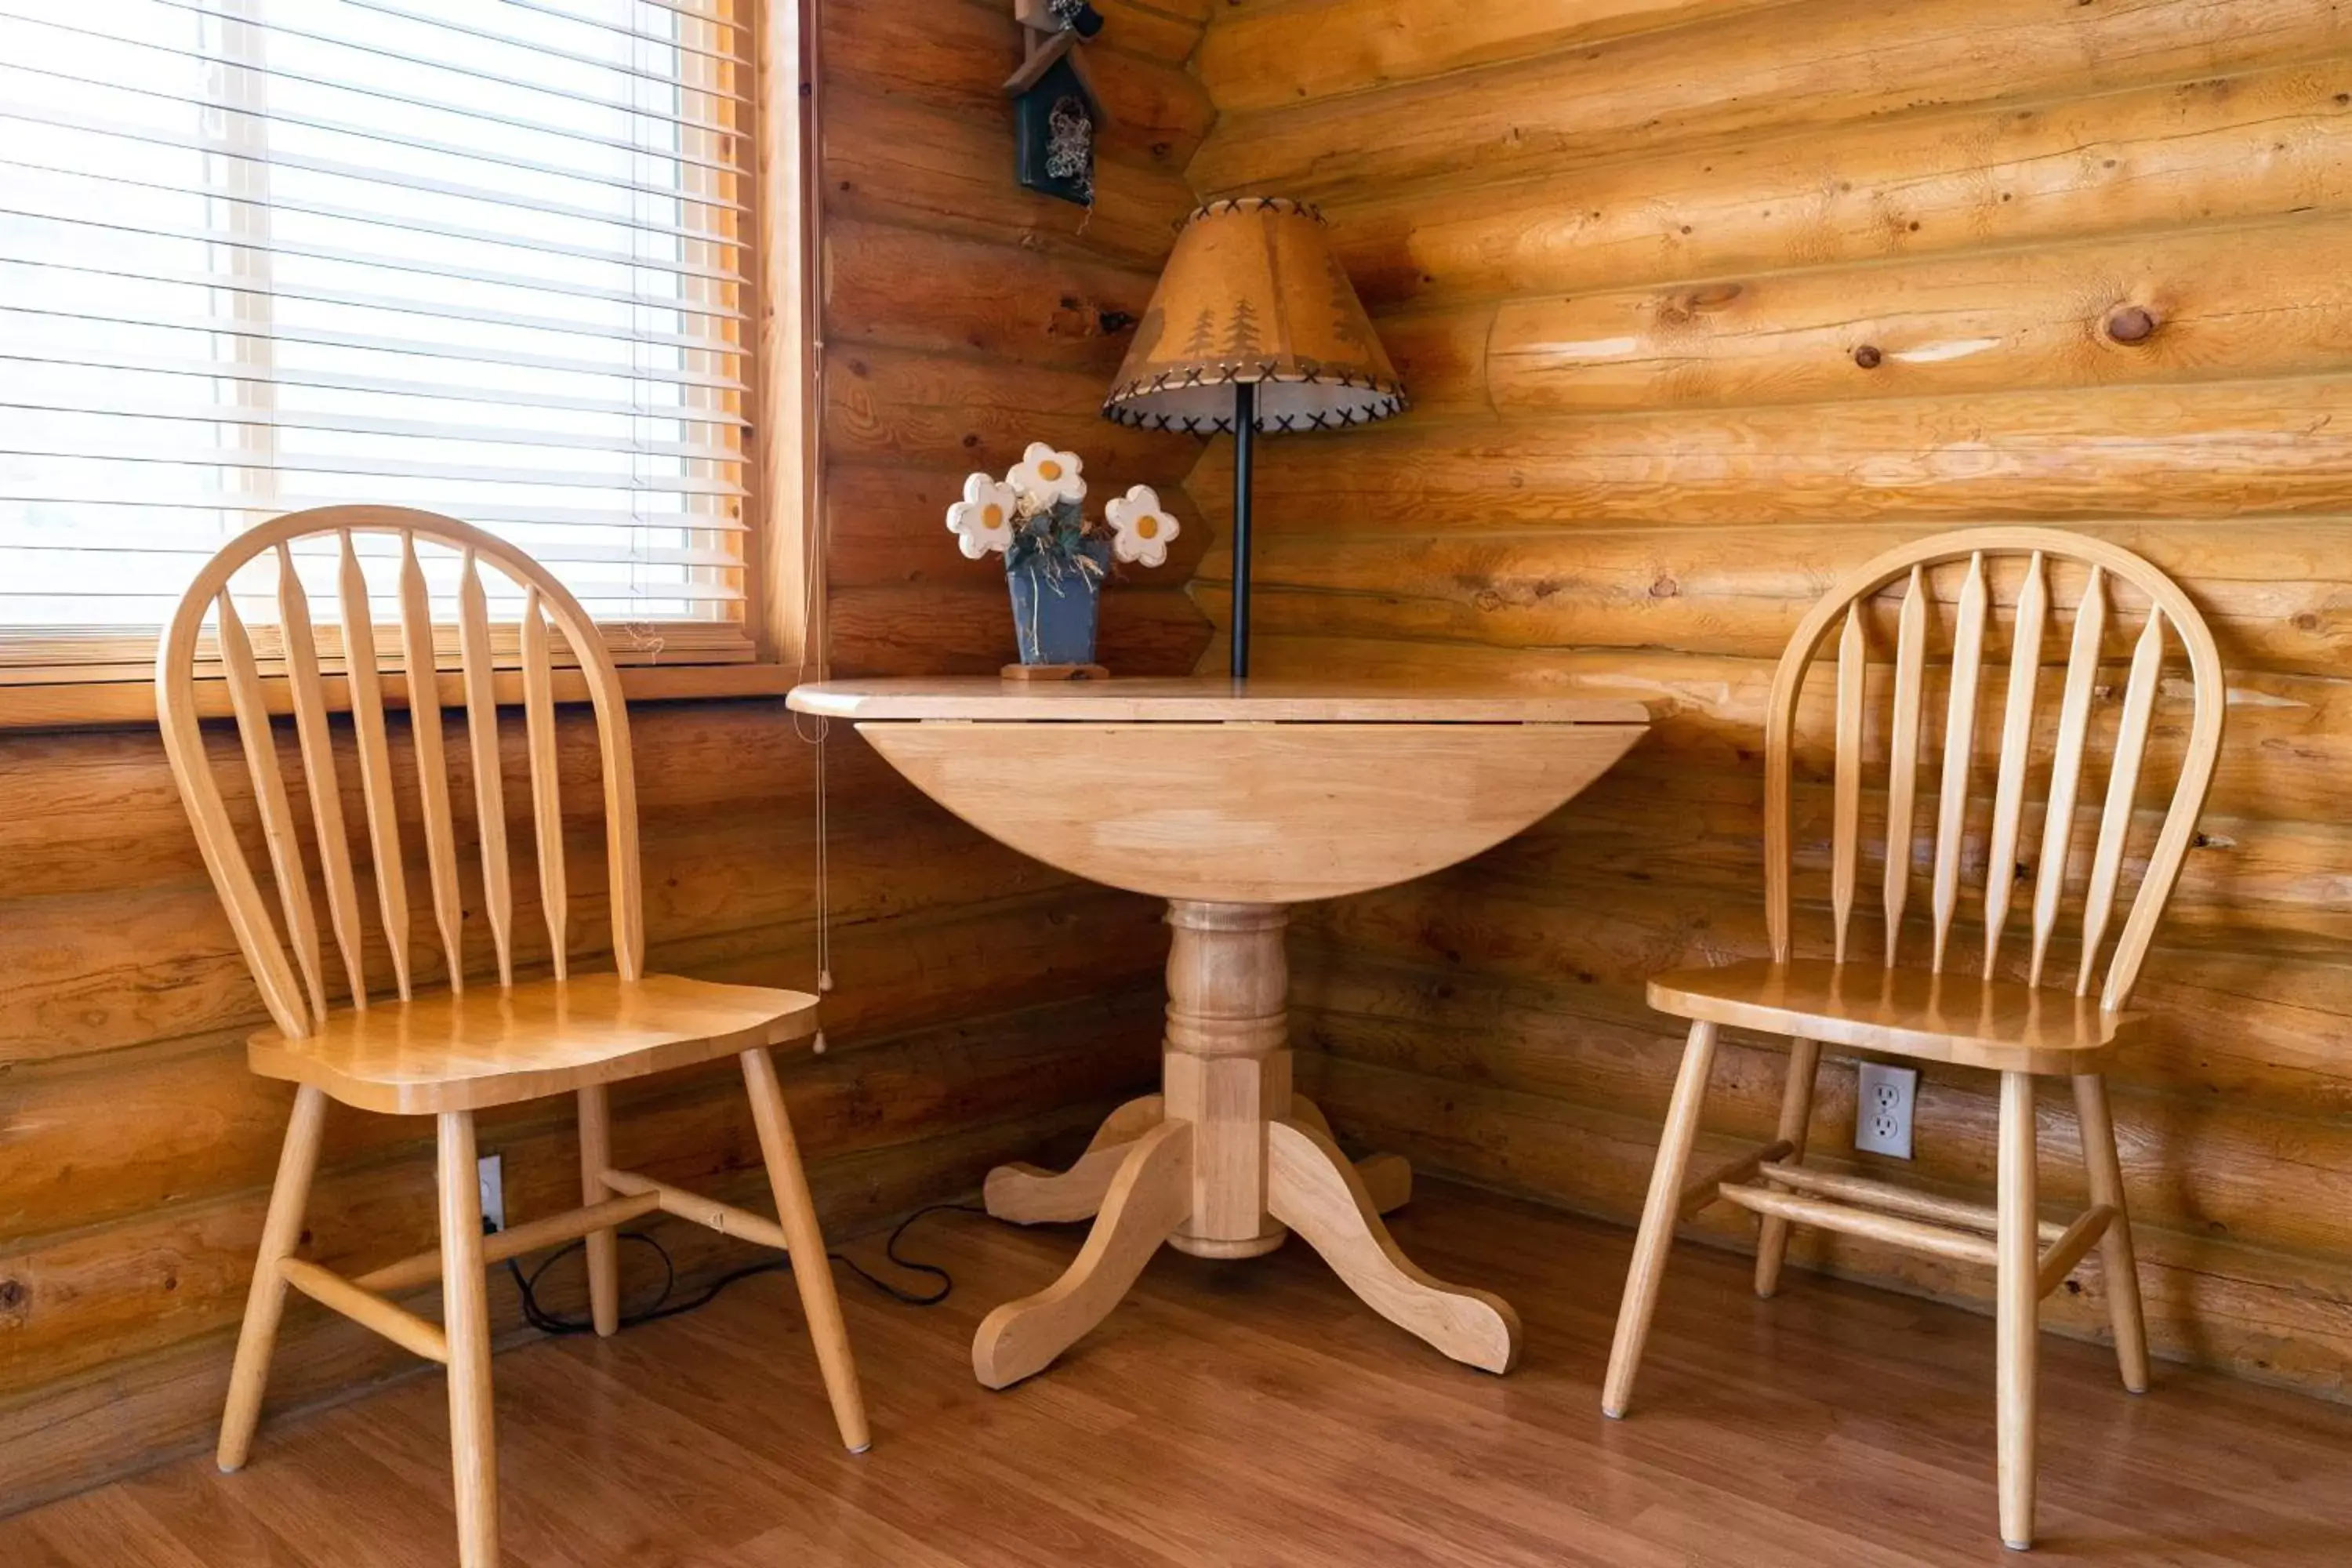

{"left": 3, "top": 249, "right": 746, "bottom": 354}
{"left": 2, "top": 389, "right": 742, "bottom": 461}
{"left": 0, "top": 159, "right": 748, "bottom": 283}
{"left": 0, "top": 350, "right": 748, "bottom": 426}
{"left": 8, "top": 441, "right": 750, "bottom": 497}
{"left": 2, "top": 203, "right": 749, "bottom": 315}
{"left": 3, "top": 488, "right": 749, "bottom": 532}
{"left": 2, "top": 35, "right": 753, "bottom": 190}
{"left": 3, "top": 304, "right": 746, "bottom": 390}
{"left": 0, "top": 102, "right": 744, "bottom": 245}
{"left": 349, "top": 0, "right": 751, "bottom": 71}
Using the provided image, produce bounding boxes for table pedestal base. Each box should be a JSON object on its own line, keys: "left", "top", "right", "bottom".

{"left": 971, "top": 901, "right": 1523, "bottom": 1390}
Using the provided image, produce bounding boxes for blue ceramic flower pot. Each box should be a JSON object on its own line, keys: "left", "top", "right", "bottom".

{"left": 1007, "top": 538, "right": 1111, "bottom": 666}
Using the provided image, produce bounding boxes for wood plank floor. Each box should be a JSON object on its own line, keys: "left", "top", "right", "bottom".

{"left": 6, "top": 1179, "right": 2351, "bottom": 1566}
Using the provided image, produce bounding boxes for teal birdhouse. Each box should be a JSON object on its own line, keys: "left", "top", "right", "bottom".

{"left": 1004, "top": 0, "right": 1109, "bottom": 208}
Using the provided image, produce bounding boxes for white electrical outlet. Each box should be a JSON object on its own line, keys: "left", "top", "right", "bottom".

{"left": 477, "top": 1153, "right": 506, "bottom": 1232}
{"left": 1854, "top": 1063, "right": 1918, "bottom": 1160}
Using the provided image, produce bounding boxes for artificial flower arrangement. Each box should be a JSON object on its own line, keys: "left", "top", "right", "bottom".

{"left": 946, "top": 441, "right": 1181, "bottom": 669}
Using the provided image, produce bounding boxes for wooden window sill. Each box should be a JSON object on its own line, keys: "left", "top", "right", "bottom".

{"left": 0, "top": 661, "right": 801, "bottom": 732}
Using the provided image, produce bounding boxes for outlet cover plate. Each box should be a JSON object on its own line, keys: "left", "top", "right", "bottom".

{"left": 477, "top": 1153, "right": 506, "bottom": 1232}
{"left": 1855, "top": 1063, "right": 1918, "bottom": 1160}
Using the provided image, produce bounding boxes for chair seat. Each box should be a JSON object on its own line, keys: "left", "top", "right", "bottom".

{"left": 247, "top": 972, "right": 821, "bottom": 1113}
{"left": 1646, "top": 959, "right": 2139, "bottom": 1074}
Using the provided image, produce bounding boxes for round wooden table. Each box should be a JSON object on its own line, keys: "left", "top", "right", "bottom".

{"left": 787, "top": 676, "right": 1651, "bottom": 1387}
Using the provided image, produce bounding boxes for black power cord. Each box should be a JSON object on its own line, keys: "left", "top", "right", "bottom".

{"left": 503, "top": 1201, "right": 987, "bottom": 1337}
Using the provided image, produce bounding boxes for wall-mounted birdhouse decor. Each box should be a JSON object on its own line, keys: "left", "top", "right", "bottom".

{"left": 1005, "top": 0, "right": 1109, "bottom": 207}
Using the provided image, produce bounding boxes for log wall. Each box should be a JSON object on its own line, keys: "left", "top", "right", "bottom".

{"left": 1185, "top": 0, "right": 2352, "bottom": 1398}
{"left": 0, "top": 0, "right": 1210, "bottom": 1514}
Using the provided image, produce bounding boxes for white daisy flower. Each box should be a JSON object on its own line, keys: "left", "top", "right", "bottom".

{"left": 945, "top": 473, "right": 1018, "bottom": 558}
{"left": 1007, "top": 441, "right": 1087, "bottom": 509}
{"left": 1105, "top": 484, "right": 1180, "bottom": 568}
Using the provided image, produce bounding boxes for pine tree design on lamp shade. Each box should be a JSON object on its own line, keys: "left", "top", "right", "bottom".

{"left": 1102, "top": 198, "right": 1407, "bottom": 676}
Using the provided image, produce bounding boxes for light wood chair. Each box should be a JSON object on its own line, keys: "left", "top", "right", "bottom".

{"left": 157, "top": 506, "right": 869, "bottom": 1568}
{"left": 1600, "top": 528, "right": 2224, "bottom": 1552}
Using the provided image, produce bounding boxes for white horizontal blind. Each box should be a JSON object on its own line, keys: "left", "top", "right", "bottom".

{"left": 0, "top": 0, "right": 756, "bottom": 670}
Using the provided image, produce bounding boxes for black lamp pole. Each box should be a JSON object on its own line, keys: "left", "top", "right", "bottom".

{"left": 1230, "top": 379, "right": 1256, "bottom": 679}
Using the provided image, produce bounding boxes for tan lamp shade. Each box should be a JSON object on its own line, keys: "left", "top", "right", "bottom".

{"left": 1102, "top": 197, "right": 1405, "bottom": 434}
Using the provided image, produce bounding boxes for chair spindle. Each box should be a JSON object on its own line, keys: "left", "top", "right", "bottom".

{"left": 457, "top": 551, "right": 515, "bottom": 987}
{"left": 2028, "top": 567, "right": 2108, "bottom": 987}
{"left": 277, "top": 544, "right": 369, "bottom": 1010}
{"left": 1831, "top": 601, "right": 1865, "bottom": 963}
{"left": 339, "top": 532, "right": 412, "bottom": 1000}
{"left": 1929, "top": 553, "right": 1989, "bottom": 973}
{"left": 399, "top": 532, "right": 467, "bottom": 990}
{"left": 2077, "top": 608, "right": 2167, "bottom": 996}
{"left": 217, "top": 593, "right": 328, "bottom": 1023}
{"left": 522, "top": 587, "right": 569, "bottom": 982}
{"left": 1882, "top": 565, "right": 1929, "bottom": 964}
{"left": 1982, "top": 551, "right": 2047, "bottom": 973}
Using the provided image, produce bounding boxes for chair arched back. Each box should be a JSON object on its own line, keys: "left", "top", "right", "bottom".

{"left": 1761, "top": 527, "right": 2223, "bottom": 1012}
{"left": 157, "top": 506, "right": 644, "bottom": 1041}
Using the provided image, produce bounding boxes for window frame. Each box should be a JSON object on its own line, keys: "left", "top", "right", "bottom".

{"left": 0, "top": 0, "right": 817, "bottom": 731}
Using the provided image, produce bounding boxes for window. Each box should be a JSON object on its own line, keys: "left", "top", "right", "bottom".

{"left": 0, "top": 0, "right": 775, "bottom": 683}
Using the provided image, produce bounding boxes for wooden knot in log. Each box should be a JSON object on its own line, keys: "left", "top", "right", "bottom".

{"left": 2105, "top": 305, "right": 2159, "bottom": 343}
{"left": 1853, "top": 344, "right": 1883, "bottom": 369}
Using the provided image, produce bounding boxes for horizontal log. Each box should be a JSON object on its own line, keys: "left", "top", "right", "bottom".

{"left": 1303, "top": 1049, "right": 2352, "bottom": 1397}
{"left": 825, "top": 87, "right": 1193, "bottom": 270}
{"left": 1297, "top": 869, "right": 2352, "bottom": 1124}
{"left": 0, "top": 804, "right": 1076, "bottom": 1065}
{"left": 1400, "top": 213, "right": 2352, "bottom": 415}
{"left": 0, "top": 986, "right": 1163, "bottom": 1391}
{"left": 1191, "top": 518, "right": 2352, "bottom": 677}
{"left": 826, "top": 464, "right": 1214, "bottom": 588}
{"left": 1219, "top": 628, "right": 2352, "bottom": 829}
{"left": 1197, "top": 0, "right": 1781, "bottom": 114}
{"left": 0, "top": 1098, "right": 1123, "bottom": 1517}
{"left": 1091, "top": 0, "right": 1210, "bottom": 64}
{"left": 825, "top": 220, "right": 1160, "bottom": 376}
{"left": 826, "top": 0, "right": 1214, "bottom": 168}
{"left": 1321, "top": 58, "right": 2352, "bottom": 312}
{"left": 0, "top": 880, "right": 1168, "bottom": 1241}
{"left": 1182, "top": 377, "right": 2352, "bottom": 533}
{"left": 1189, "top": 0, "right": 2352, "bottom": 198}
{"left": 826, "top": 343, "right": 1196, "bottom": 485}
{"left": 829, "top": 582, "right": 1210, "bottom": 677}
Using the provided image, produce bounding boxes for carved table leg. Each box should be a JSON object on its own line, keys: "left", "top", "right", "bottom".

{"left": 984, "top": 1094, "right": 1167, "bottom": 1225}
{"left": 971, "top": 898, "right": 1512, "bottom": 1388}
{"left": 972, "top": 1120, "right": 1192, "bottom": 1389}
{"left": 1268, "top": 1120, "right": 1521, "bottom": 1374}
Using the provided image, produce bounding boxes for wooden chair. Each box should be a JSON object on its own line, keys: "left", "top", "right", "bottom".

{"left": 1599, "top": 528, "right": 2223, "bottom": 1552}
{"left": 157, "top": 506, "right": 868, "bottom": 1568}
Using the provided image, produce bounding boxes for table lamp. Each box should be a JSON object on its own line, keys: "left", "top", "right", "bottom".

{"left": 1102, "top": 197, "right": 1405, "bottom": 677}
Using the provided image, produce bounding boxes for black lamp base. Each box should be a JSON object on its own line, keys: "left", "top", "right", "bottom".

{"left": 1230, "top": 380, "right": 1256, "bottom": 679}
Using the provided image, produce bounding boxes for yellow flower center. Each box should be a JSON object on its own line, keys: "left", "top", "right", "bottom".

{"left": 1136, "top": 516, "right": 1160, "bottom": 539}
{"left": 1037, "top": 459, "right": 1062, "bottom": 480}
{"left": 982, "top": 503, "right": 1004, "bottom": 527}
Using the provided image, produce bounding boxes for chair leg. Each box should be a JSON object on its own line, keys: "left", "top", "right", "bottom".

{"left": 2072, "top": 1073, "right": 2150, "bottom": 1394}
{"left": 1753, "top": 1035, "right": 1821, "bottom": 1299}
{"left": 576, "top": 1084, "right": 621, "bottom": 1337}
{"left": 1603, "top": 1020, "right": 1719, "bottom": 1419}
{"left": 742, "top": 1045, "right": 871, "bottom": 1453}
{"left": 437, "top": 1110, "right": 499, "bottom": 1568}
{"left": 218, "top": 1084, "right": 330, "bottom": 1472}
{"left": 1996, "top": 1071, "right": 2039, "bottom": 1552}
